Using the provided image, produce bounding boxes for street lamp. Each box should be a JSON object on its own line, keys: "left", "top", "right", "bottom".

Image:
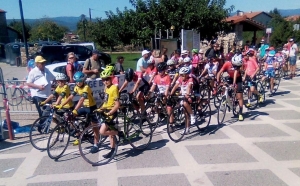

{"left": 81, "top": 16, "right": 87, "bottom": 42}
{"left": 170, "top": 25, "right": 175, "bottom": 39}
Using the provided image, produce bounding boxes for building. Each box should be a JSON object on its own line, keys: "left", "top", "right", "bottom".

{"left": 225, "top": 11, "right": 273, "bottom": 46}
{"left": 285, "top": 15, "right": 300, "bottom": 22}
{"left": 0, "top": 8, "right": 19, "bottom": 44}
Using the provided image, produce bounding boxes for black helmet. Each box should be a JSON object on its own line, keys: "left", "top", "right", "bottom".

{"left": 125, "top": 68, "right": 134, "bottom": 82}
{"left": 157, "top": 62, "right": 167, "bottom": 71}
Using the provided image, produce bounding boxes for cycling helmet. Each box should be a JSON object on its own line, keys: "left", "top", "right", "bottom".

{"left": 157, "top": 62, "right": 167, "bottom": 71}
{"left": 105, "top": 64, "right": 115, "bottom": 72}
{"left": 183, "top": 57, "right": 191, "bottom": 63}
{"left": 125, "top": 68, "right": 134, "bottom": 81}
{"left": 231, "top": 54, "right": 243, "bottom": 67}
{"left": 147, "top": 59, "right": 155, "bottom": 64}
{"left": 225, "top": 52, "right": 234, "bottom": 60}
{"left": 268, "top": 50, "right": 276, "bottom": 56}
{"left": 192, "top": 49, "right": 198, "bottom": 54}
{"left": 246, "top": 48, "right": 255, "bottom": 56}
{"left": 179, "top": 67, "right": 191, "bottom": 75}
{"left": 167, "top": 59, "right": 176, "bottom": 66}
{"left": 73, "top": 71, "right": 86, "bottom": 82}
{"left": 56, "top": 73, "right": 68, "bottom": 81}
{"left": 100, "top": 70, "right": 113, "bottom": 79}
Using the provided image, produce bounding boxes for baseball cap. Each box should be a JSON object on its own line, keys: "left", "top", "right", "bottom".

{"left": 92, "top": 49, "right": 101, "bottom": 55}
{"left": 181, "top": 50, "right": 188, "bottom": 55}
{"left": 289, "top": 38, "right": 294, "bottom": 42}
{"left": 141, "top": 50, "right": 149, "bottom": 56}
{"left": 35, "top": 56, "right": 46, "bottom": 63}
{"left": 260, "top": 39, "right": 265, "bottom": 43}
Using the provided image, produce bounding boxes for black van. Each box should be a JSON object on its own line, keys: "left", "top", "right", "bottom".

{"left": 40, "top": 45, "right": 111, "bottom": 65}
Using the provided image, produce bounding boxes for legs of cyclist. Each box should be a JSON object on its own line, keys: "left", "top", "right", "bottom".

{"left": 98, "top": 122, "right": 118, "bottom": 157}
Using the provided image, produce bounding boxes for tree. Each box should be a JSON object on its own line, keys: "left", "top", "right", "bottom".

{"left": 8, "top": 19, "right": 31, "bottom": 41}
{"left": 29, "top": 18, "right": 69, "bottom": 41}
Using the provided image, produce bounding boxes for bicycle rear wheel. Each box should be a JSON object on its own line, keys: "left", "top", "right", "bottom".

{"left": 167, "top": 105, "right": 186, "bottom": 142}
{"left": 47, "top": 123, "right": 70, "bottom": 160}
{"left": 6, "top": 88, "right": 23, "bottom": 106}
{"left": 128, "top": 114, "right": 152, "bottom": 150}
{"left": 217, "top": 96, "right": 227, "bottom": 125}
{"left": 142, "top": 103, "right": 159, "bottom": 130}
{"left": 29, "top": 116, "right": 58, "bottom": 150}
{"left": 79, "top": 124, "right": 117, "bottom": 166}
{"left": 244, "top": 88, "right": 258, "bottom": 110}
{"left": 273, "top": 76, "right": 281, "bottom": 94}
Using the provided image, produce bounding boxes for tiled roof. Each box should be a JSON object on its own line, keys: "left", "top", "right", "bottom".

{"left": 285, "top": 15, "right": 300, "bottom": 21}
{"left": 226, "top": 11, "right": 269, "bottom": 30}
{"left": 0, "top": 9, "right": 6, "bottom": 13}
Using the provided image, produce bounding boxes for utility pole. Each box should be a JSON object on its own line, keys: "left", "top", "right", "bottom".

{"left": 19, "top": 0, "right": 29, "bottom": 61}
{"left": 89, "top": 8, "right": 92, "bottom": 21}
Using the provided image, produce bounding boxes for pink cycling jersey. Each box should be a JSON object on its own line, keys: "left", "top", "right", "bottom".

{"left": 153, "top": 74, "right": 171, "bottom": 93}
{"left": 176, "top": 77, "right": 193, "bottom": 95}
{"left": 192, "top": 55, "right": 199, "bottom": 67}
{"left": 245, "top": 58, "right": 258, "bottom": 77}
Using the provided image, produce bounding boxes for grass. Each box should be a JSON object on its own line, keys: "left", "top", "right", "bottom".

{"left": 109, "top": 52, "right": 141, "bottom": 70}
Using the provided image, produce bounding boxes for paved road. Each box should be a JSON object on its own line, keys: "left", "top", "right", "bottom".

{"left": 0, "top": 64, "right": 300, "bottom": 186}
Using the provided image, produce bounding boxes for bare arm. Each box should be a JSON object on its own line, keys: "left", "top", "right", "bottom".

{"left": 60, "top": 95, "right": 74, "bottom": 107}
{"left": 119, "top": 80, "right": 129, "bottom": 93}
{"left": 108, "top": 100, "right": 120, "bottom": 115}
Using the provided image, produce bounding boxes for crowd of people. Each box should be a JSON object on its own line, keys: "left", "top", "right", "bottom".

{"left": 25, "top": 36, "right": 298, "bottom": 155}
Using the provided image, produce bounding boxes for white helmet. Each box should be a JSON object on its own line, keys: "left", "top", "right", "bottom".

{"left": 179, "top": 67, "right": 191, "bottom": 75}
{"left": 167, "top": 59, "right": 175, "bottom": 66}
{"left": 183, "top": 57, "right": 191, "bottom": 63}
{"left": 147, "top": 59, "right": 155, "bottom": 64}
{"left": 231, "top": 54, "right": 243, "bottom": 67}
{"left": 56, "top": 73, "right": 68, "bottom": 81}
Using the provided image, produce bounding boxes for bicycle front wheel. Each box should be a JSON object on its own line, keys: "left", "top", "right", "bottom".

{"left": 217, "top": 96, "right": 227, "bottom": 125}
{"left": 167, "top": 105, "right": 186, "bottom": 142}
{"left": 29, "top": 116, "right": 58, "bottom": 150}
{"left": 7, "top": 87, "right": 23, "bottom": 106}
{"left": 128, "top": 114, "right": 152, "bottom": 150}
{"left": 47, "top": 123, "right": 70, "bottom": 160}
{"left": 196, "top": 100, "right": 211, "bottom": 130}
{"left": 79, "top": 124, "right": 117, "bottom": 166}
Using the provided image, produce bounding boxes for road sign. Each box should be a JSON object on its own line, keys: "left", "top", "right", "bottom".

{"left": 293, "top": 24, "right": 300, "bottom": 31}
{"left": 266, "top": 28, "right": 272, "bottom": 34}
{"left": 181, "top": 29, "right": 200, "bottom": 52}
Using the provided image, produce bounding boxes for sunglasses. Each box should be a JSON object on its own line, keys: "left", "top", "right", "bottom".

{"left": 102, "top": 78, "right": 110, "bottom": 81}
{"left": 68, "top": 57, "right": 75, "bottom": 59}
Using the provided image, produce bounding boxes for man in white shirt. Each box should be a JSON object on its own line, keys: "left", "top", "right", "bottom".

{"left": 288, "top": 38, "right": 298, "bottom": 78}
{"left": 26, "top": 56, "right": 56, "bottom": 117}
{"left": 136, "top": 50, "right": 149, "bottom": 74}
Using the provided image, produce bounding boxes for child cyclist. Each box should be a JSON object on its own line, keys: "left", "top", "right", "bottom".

{"left": 242, "top": 49, "right": 264, "bottom": 106}
{"left": 104, "top": 64, "right": 119, "bottom": 87}
{"left": 144, "top": 59, "right": 157, "bottom": 85}
{"left": 261, "top": 49, "right": 276, "bottom": 97}
{"left": 59, "top": 71, "right": 98, "bottom": 146}
{"left": 93, "top": 71, "right": 120, "bottom": 157}
{"left": 119, "top": 68, "right": 150, "bottom": 113}
{"left": 167, "top": 59, "right": 179, "bottom": 86}
{"left": 170, "top": 67, "right": 195, "bottom": 134}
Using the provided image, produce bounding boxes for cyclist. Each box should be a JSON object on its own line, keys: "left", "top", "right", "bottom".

{"left": 119, "top": 68, "right": 150, "bottom": 113}
{"left": 199, "top": 57, "right": 218, "bottom": 95}
{"left": 182, "top": 57, "right": 192, "bottom": 71}
{"left": 167, "top": 59, "right": 179, "bottom": 86}
{"left": 59, "top": 71, "right": 98, "bottom": 146}
{"left": 217, "top": 53, "right": 245, "bottom": 121}
{"left": 170, "top": 67, "right": 195, "bottom": 134}
{"left": 144, "top": 59, "right": 157, "bottom": 84}
{"left": 242, "top": 49, "right": 263, "bottom": 106}
{"left": 40, "top": 73, "right": 73, "bottom": 110}
{"left": 103, "top": 64, "right": 119, "bottom": 87}
{"left": 94, "top": 71, "right": 120, "bottom": 157}
{"left": 261, "top": 49, "right": 276, "bottom": 97}
{"left": 191, "top": 49, "right": 199, "bottom": 74}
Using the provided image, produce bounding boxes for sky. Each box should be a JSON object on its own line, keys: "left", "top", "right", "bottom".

{"left": 0, "top": 0, "right": 300, "bottom": 19}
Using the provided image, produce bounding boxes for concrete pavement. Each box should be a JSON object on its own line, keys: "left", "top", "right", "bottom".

{"left": 0, "top": 64, "right": 300, "bottom": 186}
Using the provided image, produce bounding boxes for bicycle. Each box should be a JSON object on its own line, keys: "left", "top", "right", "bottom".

{"left": 260, "top": 72, "right": 281, "bottom": 95}
{"left": 29, "top": 104, "right": 59, "bottom": 150}
{"left": 243, "top": 77, "right": 265, "bottom": 110}
{"left": 46, "top": 110, "right": 95, "bottom": 160}
{"left": 5, "top": 77, "right": 32, "bottom": 106}
{"left": 78, "top": 102, "right": 153, "bottom": 166}
{"left": 217, "top": 82, "right": 239, "bottom": 124}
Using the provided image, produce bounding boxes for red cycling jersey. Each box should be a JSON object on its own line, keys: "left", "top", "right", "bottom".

{"left": 220, "top": 61, "right": 241, "bottom": 78}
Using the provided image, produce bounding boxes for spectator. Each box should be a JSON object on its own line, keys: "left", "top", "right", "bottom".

{"left": 136, "top": 50, "right": 149, "bottom": 73}
{"left": 83, "top": 49, "right": 102, "bottom": 79}
{"left": 66, "top": 52, "right": 82, "bottom": 83}
{"left": 26, "top": 56, "right": 56, "bottom": 117}
{"left": 114, "top": 56, "right": 125, "bottom": 75}
{"left": 161, "top": 48, "right": 168, "bottom": 62}
{"left": 258, "top": 39, "right": 269, "bottom": 60}
{"left": 288, "top": 38, "right": 298, "bottom": 78}
{"left": 205, "top": 44, "right": 219, "bottom": 59}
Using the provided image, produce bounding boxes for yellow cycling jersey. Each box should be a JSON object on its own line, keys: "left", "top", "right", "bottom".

{"left": 54, "top": 85, "right": 73, "bottom": 108}
{"left": 101, "top": 85, "right": 119, "bottom": 110}
{"left": 73, "top": 84, "right": 96, "bottom": 107}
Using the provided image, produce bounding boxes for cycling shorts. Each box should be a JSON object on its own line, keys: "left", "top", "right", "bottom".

{"left": 264, "top": 70, "right": 275, "bottom": 78}
{"left": 246, "top": 76, "right": 257, "bottom": 87}
{"left": 77, "top": 105, "right": 98, "bottom": 123}
{"left": 138, "top": 84, "right": 150, "bottom": 95}
{"left": 227, "top": 77, "right": 243, "bottom": 93}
